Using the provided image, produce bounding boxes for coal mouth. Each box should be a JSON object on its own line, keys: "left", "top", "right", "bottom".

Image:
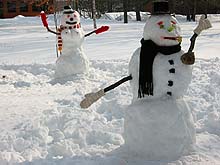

{"left": 66, "top": 21, "right": 77, "bottom": 25}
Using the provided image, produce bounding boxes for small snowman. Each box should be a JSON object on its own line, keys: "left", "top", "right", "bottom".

{"left": 40, "top": 6, "right": 109, "bottom": 78}
{"left": 80, "top": 0, "right": 211, "bottom": 161}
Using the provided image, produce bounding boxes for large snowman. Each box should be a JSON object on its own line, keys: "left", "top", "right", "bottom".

{"left": 80, "top": 0, "right": 211, "bottom": 161}
{"left": 123, "top": 3, "right": 195, "bottom": 161}
{"left": 40, "top": 6, "right": 109, "bottom": 78}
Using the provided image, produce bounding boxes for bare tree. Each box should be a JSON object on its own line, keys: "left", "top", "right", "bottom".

{"left": 135, "top": 0, "right": 141, "bottom": 21}
{"left": 92, "top": 0, "right": 97, "bottom": 28}
{"left": 191, "top": 0, "right": 197, "bottom": 21}
{"left": 123, "top": 0, "right": 128, "bottom": 23}
{"left": 75, "top": 0, "right": 79, "bottom": 11}
{"left": 107, "top": 0, "right": 113, "bottom": 12}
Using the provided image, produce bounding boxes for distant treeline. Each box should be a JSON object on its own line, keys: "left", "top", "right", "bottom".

{"left": 74, "top": 0, "right": 220, "bottom": 21}
{"left": 51, "top": 0, "right": 220, "bottom": 22}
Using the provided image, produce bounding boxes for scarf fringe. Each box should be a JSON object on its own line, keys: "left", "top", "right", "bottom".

{"left": 138, "top": 82, "right": 153, "bottom": 98}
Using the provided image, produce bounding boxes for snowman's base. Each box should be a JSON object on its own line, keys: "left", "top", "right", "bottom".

{"left": 123, "top": 98, "right": 196, "bottom": 161}
{"left": 54, "top": 50, "right": 89, "bottom": 78}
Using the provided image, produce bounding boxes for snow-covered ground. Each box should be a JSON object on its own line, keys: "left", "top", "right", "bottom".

{"left": 0, "top": 13, "right": 220, "bottom": 164}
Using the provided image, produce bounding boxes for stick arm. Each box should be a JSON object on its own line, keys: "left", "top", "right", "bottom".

{"left": 46, "top": 27, "right": 59, "bottom": 35}
{"left": 187, "top": 33, "right": 198, "bottom": 53}
{"left": 80, "top": 75, "right": 132, "bottom": 109}
{"left": 181, "top": 15, "right": 212, "bottom": 65}
{"left": 84, "top": 26, "right": 109, "bottom": 37}
{"left": 84, "top": 30, "right": 96, "bottom": 37}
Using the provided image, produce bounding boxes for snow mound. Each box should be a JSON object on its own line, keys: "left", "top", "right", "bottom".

{"left": 187, "top": 58, "right": 220, "bottom": 136}
{"left": 123, "top": 98, "right": 195, "bottom": 161}
{"left": 0, "top": 60, "right": 127, "bottom": 164}
{"left": 0, "top": 58, "right": 220, "bottom": 164}
{"left": 101, "top": 12, "right": 150, "bottom": 22}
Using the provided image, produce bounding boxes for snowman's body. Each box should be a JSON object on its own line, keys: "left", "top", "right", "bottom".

{"left": 122, "top": 15, "right": 196, "bottom": 160}
{"left": 55, "top": 9, "right": 89, "bottom": 78}
{"left": 129, "top": 48, "right": 192, "bottom": 100}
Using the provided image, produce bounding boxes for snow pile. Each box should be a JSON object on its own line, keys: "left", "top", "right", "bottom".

{"left": 0, "top": 58, "right": 219, "bottom": 164}
{"left": 205, "top": 110, "right": 220, "bottom": 135}
{"left": 188, "top": 58, "right": 220, "bottom": 136}
{"left": 0, "top": 60, "right": 127, "bottom": 164}
{"left": 101, "top": 13, "right": 220, "bottom": 23}
{"left": 123, "top": 99, "right": 195, "bottom": 160}
{"left": 101, "top": 12, "right": 150, "bottom": 21}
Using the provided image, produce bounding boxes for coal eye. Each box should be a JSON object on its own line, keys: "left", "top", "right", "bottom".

{"left": 67, "top": 15, "right": 70, "bottom": 18}
{"left": 160, "top": 24, "right": 165, "bottom": 29}
{"left": 157, "top": 21, "right": 165, "bottom": 29}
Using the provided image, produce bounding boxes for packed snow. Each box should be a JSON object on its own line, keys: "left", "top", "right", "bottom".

{"left": 0, "top": 13, "right": 220, "bottom": 165}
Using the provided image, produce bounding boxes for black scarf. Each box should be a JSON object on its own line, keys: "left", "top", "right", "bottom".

{"left": 138, "top": 39, "right": 181, "bottom": 98}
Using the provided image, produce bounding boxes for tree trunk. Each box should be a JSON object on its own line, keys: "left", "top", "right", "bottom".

{"left": 136, "top": 10, "right": 141, "bottom": 21}
{"left": 107, "top": 0, "right": 113, "bottom": 12}
{"left": 169, "top": 0, "right": 175, "bottom": 13}
{"left": 204, "top": 0, "right": 208, "bottom": 17}
{"left": 123, "top": 0, "right": 128, "bottom": 23}
{"left": 185, "top": 0, "right": 191, "bottom": 21}
{"left": 92, "top": 0, "right": 97, "bottom": 28}
{"left": 191, "top": 0, "right": 196, "bottom": 21}
{"left": 187, "top": 13, "right": 191, "bottom": 21}
{"left": 135, "top": 0, "right": 141, "bottom": 21}
{"left": 75, "top": 0, "right": 79, "bottom": 11}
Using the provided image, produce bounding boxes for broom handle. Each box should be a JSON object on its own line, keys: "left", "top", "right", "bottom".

{"left": 80, "top": 75, "right": 132, "bottom": 109}
{"left": 104, "top": 75, "right": 132, "bottom": 93}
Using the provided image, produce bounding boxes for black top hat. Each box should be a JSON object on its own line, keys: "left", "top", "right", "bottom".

{"left": 63, "top": 6, "right": 74, "bottom": 14}
{"left": 152, "top": 0, "right": 170, "bottom": 15}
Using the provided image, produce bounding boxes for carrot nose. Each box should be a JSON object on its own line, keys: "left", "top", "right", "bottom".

{"left": 167, "top": 26, "right": 175, "bottom": 32}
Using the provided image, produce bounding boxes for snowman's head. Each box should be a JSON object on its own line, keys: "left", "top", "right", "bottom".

{"left": 60, "top": 6, "right": 80, "bottom": 27}
{"left": 143, "top": 15, "right": 182, "bottom": 46}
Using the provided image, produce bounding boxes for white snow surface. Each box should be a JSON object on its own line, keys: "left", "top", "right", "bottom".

{"left": 0, "top": 14, "right": 220, "bottom": 164}
{"left": 122, "top": 98, "right": 196, "bottom": 160}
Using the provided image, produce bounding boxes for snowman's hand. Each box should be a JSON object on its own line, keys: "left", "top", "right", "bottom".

{"left": 40, "top": 11, "right": 48, "bottom": 27}
{"left": 194, "top": 15, "right": 212, "bottom": 35}
{"left": 181, "top": 52, "right": 195, "bottom": 65}
{"left": 80, "top": 89, "right": 105, "bottom": 109}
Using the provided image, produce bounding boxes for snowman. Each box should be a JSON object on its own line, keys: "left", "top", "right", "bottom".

{"left": 40, "top": 6, "right": 109, "bottom": 78}
{"left": 80, "top": 0, "right": 211, "bottom": 161}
